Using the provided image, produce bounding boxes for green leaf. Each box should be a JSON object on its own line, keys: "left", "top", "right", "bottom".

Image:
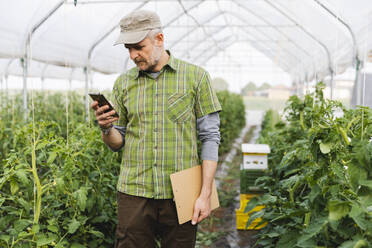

{"left": 47, "top": 151, "right": 57, "bottom": 164}
{"left": 297, "top": 217, "right": 328, "bottom": 244}
{"left": 15, "top": 169, "right": 29, "bottom": 185}
{"left": 277, "top": 232, "right": 299, "bottom": 248}
{"left": 328, "top": 201, "right": 350, "bottom": 221}
{"left": 319, "top": 143, "right": 331, "bottom": 154}
{"left": 354, "top": 240, "right": 368, "bottom": 248}
{"left": 71, "top": 243, "right": 85, "bottom": 248}
{"left": 47, "top": 225, "right": 59, "bottom": 233}
{"left": 10, "top": 179, "right": 19, "bottom": 195}
{"left": 244, "top": 197, "right": 259, "bottom": 213}
{"left": 88, "top": 230, "right": 104, "bottom": 238}
{"left": 359, "top": 180, "right": 372, "bottom": 188}
{"left": 73, "top": 187, "right": 88, "bottom": 211}
{"left": 0, "top": 235, "right": 10, "bottom": 243}
{"left": 340, "top": 239, "right": 368, "bottom": 248}
{"left": 31, "top": 224, "right": 40, "bottom": 234}
{"left": 245, "top": 210, "right": 265, "bottom": 229}
{"left": 68, "top": 219, "right": 80, "bottom": 234}
{"left": 36, "top": 236, "right": 56, "bottom": 246}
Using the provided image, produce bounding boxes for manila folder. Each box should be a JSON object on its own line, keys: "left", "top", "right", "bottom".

{"left": 170, "top": 165, "right": 220, "bottom": 224}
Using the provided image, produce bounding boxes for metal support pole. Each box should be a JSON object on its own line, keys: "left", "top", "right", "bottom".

{"left": 330, "top": 73, "right": 334, "bottom": 100}
{"left": 0, "top": 76, "right": 3, "bottom": 110}
{"left": 5, "top": 75, "right": 8, "bottom": 102}
{"left": 22, "top": 57, "right": 28, "bottom": 120}
{"left": 23, "top": 0, "right": 64, "bottom": 120}
{"left": 84, "top": 66, "right": 90, "bottom": 122}
{"left": 41, "top": 77, "right": 45, "bottom": 91}
{"left": 354, "top": 59, "right": 361, "bottom": 106}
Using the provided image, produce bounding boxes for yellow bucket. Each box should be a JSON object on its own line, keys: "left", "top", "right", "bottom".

{"left": 236, "top": 194, "right": 267, "bottom": 230}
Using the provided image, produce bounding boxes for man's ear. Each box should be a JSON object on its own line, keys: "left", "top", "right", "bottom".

{"left": 154, "top": 33, "right": 164, "bottom": 46}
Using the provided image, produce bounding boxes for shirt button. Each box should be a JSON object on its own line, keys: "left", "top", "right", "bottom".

{"left": 154, "top": 163, "right": 157, "bottom": 166}
{"left": 154, "top": 128, "right": 157, "bottom": 132}
{"left": 154, "top": 145, "right": 157, "bottom": 149}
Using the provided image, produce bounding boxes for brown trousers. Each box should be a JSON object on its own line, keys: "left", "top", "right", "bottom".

{"left": 115, "top": 192, "right": 197, "bottom": 248}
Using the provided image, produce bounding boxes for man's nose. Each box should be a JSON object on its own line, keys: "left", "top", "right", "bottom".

{"left": 129, "top": 48, "right": 139, "bottom": 60}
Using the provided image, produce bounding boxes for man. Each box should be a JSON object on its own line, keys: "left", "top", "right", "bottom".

{"left": 91, "top": 10, "right": 222, "bottom": 248}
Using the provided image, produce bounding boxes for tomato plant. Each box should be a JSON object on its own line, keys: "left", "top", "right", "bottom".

{"left": 249, "top": 83, "right": 372, "bottom": 247}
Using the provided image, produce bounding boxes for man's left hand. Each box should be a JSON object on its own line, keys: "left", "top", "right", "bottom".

{"left": 191, "top": 195, "right": 211, "bottom": 225}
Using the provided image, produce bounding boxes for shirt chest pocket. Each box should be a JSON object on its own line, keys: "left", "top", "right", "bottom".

{"left": 167, "top": 92, "right": 194, "bottom": 123}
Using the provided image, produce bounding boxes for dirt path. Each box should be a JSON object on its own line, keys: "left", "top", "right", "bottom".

{"left": 211, "top": 111, "right": 264, "bottom": 248}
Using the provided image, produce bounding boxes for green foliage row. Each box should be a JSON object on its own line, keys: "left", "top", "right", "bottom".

{"left": 0, "top": 90, "right": 120, "bottom": 247}
{"left": 0, "top": 89, "right": 246, "bottom": 247}
{"left": 248, "top": 83, "right": 372, "bottom": 247}
{"left": 216, "top": 90, "right": 246, "bottom": 156}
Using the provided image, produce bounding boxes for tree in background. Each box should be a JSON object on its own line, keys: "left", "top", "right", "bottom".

{"left": 258, "top": 82, "right": 271, "bottom": 91}
{"left": 240, "top": 81, "right": 257, "bottom": 96}
{"left": 211, "top": 77, "right": 229, "bottom": 92}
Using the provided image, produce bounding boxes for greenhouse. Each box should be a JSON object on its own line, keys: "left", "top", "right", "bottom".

{"left": 1, "top": 0, "right": 372, "bottom": 247}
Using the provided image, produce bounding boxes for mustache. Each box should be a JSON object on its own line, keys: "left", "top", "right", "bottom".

{"left": 134, "top": 59, "right": 146, "bottom": 64}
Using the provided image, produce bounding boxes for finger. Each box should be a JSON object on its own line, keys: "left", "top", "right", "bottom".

{"left": 96, "top": 105, "right": 110, "bottom": 116}
{"left": 197, "top": 213, "right": 207, "bottom": 223}
{"left": 97, "top": 110, "right": 116, "bottom": 121}
{"left": 192, "top": 207, "right": 200, "bottom": 225}
{"left": 91, "top": 101, "right": 98, "bottom": 110}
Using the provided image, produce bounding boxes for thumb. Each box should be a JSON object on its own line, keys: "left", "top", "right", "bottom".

{"left": 192, "top": 206, "right": 200, "bottom": 225}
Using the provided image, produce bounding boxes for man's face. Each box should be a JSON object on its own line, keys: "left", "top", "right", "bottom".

{"left": 125, "top": 36, "right": 162, "bottom": 72}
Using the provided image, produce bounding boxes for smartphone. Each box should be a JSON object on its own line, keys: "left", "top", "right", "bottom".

{"left": 89, "top": 93, "right": 119, "bottom": 118}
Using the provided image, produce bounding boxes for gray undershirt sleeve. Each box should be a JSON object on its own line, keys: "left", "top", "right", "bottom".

{"left": 196, "top": 112, "right": 221, "bottom": 162}
{"left": 109, "top": 125, "right": 126, "bottom": 152}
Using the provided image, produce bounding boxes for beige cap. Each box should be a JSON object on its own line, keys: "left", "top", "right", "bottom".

{"left": 114, "top": 10, "right": 162, "bottom": 45}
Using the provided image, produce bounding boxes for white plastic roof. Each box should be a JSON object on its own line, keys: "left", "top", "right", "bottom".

{"left": 1, "top": 0, "right": 372, "bottom": 83}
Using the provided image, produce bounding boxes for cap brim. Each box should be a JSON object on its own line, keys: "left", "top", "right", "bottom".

{"left": 113, "top": 30, "right": 150, "bottom": 46}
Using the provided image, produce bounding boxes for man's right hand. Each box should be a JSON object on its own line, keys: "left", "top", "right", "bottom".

{"left": 91, "top": 101, "right": 119, "bottom": 129}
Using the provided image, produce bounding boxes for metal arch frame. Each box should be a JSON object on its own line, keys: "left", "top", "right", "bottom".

{"left": 22, "top": 0, "right": 65, "bottom": 119}
{"left": 176, "top": 0, "right": 225, "bottom": 54}
{"left": 41, "top": 63, "right": 49, "bottom": 90}
{"left": 169, "top": 10, "right": 224, "bottom": 49}
{"left": 194, "top": 35, "right": 243, "bottom": 67}
{"left": 179, "top": 26, "right": 228, "bottom": 58}
{"left": 232, "top": 1, "right": 317, "bottom": 81}
{"left": 312, "top": 0, "right": 361, "bottom": 103}
{"left": 67, "top": 0, "right": 217, "bottom": 3}
{"left": 190, "top": 26, "right": 295, "bottom": 74}
{"left": 200, "top": 39, "right": 293, "bottom": 74}
{"left": 4, "top": 59, "right": 14, "bottom": 82}
{"left": 177, "top": 10, "right": 304, "bottom": 77}
{"left": 169, "top": 6, "right": 312, "bottom": 81}
{"left": 4, "top": 60, "right": 12, "bottom": 100}
{"left": 199, "top": 33, "right": 294, "bottom": 73}
{"left": 313, "top": 0, "right": 358, "bottom": 62}
{"left": 69, "top": 68, "right": 76, "bottom": 90}
{"left": 169, "top": 7, "right": 237, "bottom": 65}
{"left": 262, "top": 1, "right": 333, "bottom": 76}
{"left": 200, "top": 38, "right": 295, "bottom": 78}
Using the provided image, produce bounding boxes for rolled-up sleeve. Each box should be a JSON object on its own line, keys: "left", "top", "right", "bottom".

{"left": 196, "top": 112, "right": 221, "bottom": 162}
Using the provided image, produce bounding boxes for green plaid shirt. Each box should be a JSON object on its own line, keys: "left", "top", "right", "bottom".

{"left": 112, "top": 52, "right": 222, "bottom": 199}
